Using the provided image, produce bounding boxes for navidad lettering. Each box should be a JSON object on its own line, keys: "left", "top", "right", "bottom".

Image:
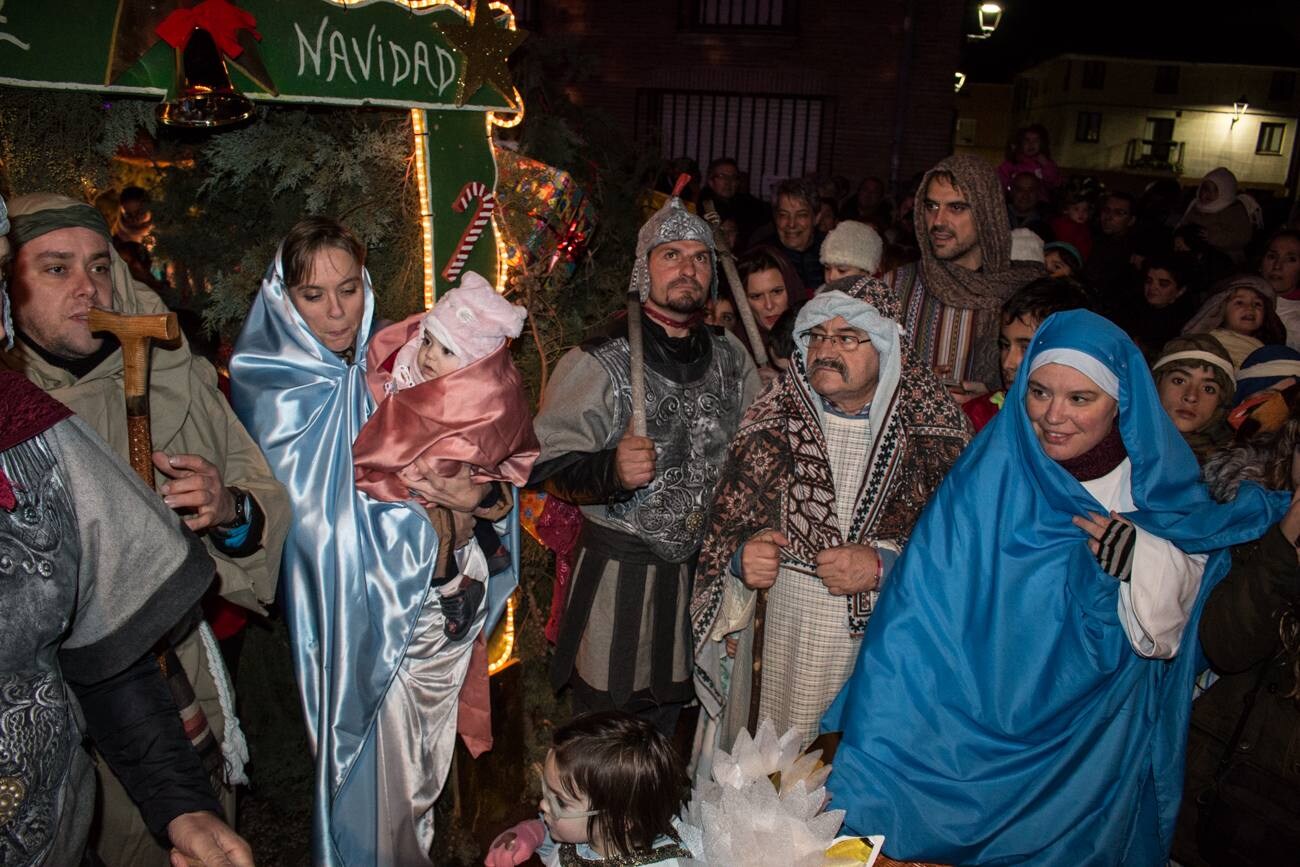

{"left": 294, "top": 16, "right": 457, "bottom": 94}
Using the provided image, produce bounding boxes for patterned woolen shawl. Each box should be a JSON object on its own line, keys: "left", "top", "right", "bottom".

{"left": 691, "top": 277, "right": 971, "bottom": 680}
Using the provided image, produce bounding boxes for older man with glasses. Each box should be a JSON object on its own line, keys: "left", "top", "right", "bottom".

{"left": 691, "top": 276, "right": 971, "bottom": 753}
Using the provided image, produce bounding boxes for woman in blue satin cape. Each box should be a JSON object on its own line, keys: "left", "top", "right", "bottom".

{"left": 229, "top": 220, "right": 498, "bottom": 866}
{"left": 821, "top": 310, "right": 1291, "bottom": 866}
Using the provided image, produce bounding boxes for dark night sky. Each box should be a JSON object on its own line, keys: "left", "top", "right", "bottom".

{"left": 964, "top": 0, "right": 1300, "bottom": 82}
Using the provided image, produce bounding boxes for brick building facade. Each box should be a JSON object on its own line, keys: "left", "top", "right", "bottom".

{"left": 521, "top": 0, "right": 963, "bottom": 197}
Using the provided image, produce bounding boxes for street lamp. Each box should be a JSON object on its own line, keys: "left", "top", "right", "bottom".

{"left": 1232, "top": 95, "right": 1249, "bottom": 124}
{"left": 978, "top": 3, "right": 1004, "bottom": 36}
{"left": 955, "top": 71, "right": 967, "bottom": 93}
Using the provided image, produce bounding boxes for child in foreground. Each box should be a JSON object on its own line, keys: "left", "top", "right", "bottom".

{"left": 352, "top": 272, "right": 538, "bottom": 639}
{"left": 485, "top": 711, "right": 694, "bottom": 866}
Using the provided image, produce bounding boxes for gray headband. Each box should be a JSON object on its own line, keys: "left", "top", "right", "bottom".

{"left": 9, "top": 204, "right": 112, "bottom": 247}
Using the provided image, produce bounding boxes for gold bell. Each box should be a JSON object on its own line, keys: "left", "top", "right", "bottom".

{"left": 156, "top": 28, "right": 254, "bottom": 128}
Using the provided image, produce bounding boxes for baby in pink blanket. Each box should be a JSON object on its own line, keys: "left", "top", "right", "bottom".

{"left": 353, "top": 272, "right": 539, "bottom": 640}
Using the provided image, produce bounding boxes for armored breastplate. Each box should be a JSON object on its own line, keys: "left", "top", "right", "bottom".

{"left": 590, "top": 332, "right": 746, "bottom": 562}
{"left": 0, "top": 434, "right": 79, "bottom": 865}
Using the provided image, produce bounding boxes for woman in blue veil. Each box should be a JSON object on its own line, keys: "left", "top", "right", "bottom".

{"left": 822, "top": 310, "right": 1290, "bottom": 865}
{"left": 229, "top": 219, "right": 514, "bottom": 866}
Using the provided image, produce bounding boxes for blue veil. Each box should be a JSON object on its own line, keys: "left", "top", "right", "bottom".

{"left": 822, "top": 310, "right": 1289, "bottom": 866}
{"left": 230, "top": 250, "right": 515, "bottom": 865}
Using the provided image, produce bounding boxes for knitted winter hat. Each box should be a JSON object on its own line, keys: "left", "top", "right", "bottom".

{"left": 1043, "top": 241, "right": 1082, "bottom": 272}
{"left": 1010, "top": 228, "right": 1045, "bottom": 263}
{"left": 1233, "top": 344, "right": 1300, "bottom": 404}
{"left": 391, "top": 272, "right": 526, "bottom": 388}
{"left": 426, "top": 271, "right": 526, "bottom": 363}
{"left": 819, "top": 220, "right": 883, "bottom": 273}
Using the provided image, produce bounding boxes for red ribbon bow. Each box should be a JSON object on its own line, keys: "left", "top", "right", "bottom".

{"left": 156, "top": 0, "right": 260, "bottom": 59}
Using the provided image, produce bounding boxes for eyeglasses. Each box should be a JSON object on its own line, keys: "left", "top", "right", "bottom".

{"left": 800, "top": 330, "right": 870, "bottom": 350}
{"left": 533, "top": 762, "right": 601, "bottom": 820}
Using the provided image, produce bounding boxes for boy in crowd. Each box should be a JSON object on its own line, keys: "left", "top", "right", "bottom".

{"left": 962, "top": 277, "right": 1093, "bottom": 431}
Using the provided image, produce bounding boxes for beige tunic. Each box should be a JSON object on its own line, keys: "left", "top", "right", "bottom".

{"left": 716, "top": 413, "right": 876, "bottom": 749}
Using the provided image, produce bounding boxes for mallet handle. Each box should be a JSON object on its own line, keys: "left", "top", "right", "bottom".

{"left": 86, "top": 307, "right": 180, "bottom": 485}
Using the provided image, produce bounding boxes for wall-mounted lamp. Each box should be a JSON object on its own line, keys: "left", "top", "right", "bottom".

{"left": 955, "top": 71, "right": 967, "bottom": 93}
{"left": 968, "top": 2, "right": 1004, "bottom": 40}
{"left": 1232, "top": 95, "right": 1249, "bottom": 124}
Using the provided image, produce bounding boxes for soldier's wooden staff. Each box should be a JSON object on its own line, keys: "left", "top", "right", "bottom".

{"left": 700, "top": 202, "right": 777, "bottom": 733}
{"left": 627, "top": 283, "right": 647, "bottom": 437}
{"left": 702, "top": 201, "right": 769, "bottom": 369}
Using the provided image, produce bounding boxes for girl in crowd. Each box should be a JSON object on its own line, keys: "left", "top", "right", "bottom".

{"left": 230, "top": 218, "right": 513, "bottom": 865}
{"left": 824, "top": 310, "right": 1289, "bottom": 865}
{"left": 997, "top": 124, "right": 1062, "bottom": 193}
{"left": 1182, "top": 274, "right": 1286, "bottom": 368}
{"left": 1152, "top": 334, "right": 1236, "bottom": 463}
{"left": 1172, "top": 398, "right": 1300, "bottom": 865}
{"left": 705, "top": 295, "right": 739, "bottom": 334}
{"left": 1262, "top": 229, "right": 1300, "bottom": 349}
{"left": 485, "top": 711, "right": 693, "bottom": 866}
{"left": 1043, "top": 241, "right": 1083, "bottom": 280}
{"left": 1049, "top": 189, "right": 1094, "bottom": 261}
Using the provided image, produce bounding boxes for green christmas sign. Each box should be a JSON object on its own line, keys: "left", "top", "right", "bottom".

{"left": 0, "top": 0, "right": 519, "bottom": 112}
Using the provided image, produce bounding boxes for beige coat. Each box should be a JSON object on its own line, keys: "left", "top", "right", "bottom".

{"left": 2, "top": 225, "right": 289, "bottom": 864}
{"left": 0, "top": 259, "right": 288, "bottom": 612}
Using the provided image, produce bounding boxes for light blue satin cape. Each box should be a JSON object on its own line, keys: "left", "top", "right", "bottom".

{"left": 229, "top": 251, "right": 517, "bottom": 865}
{"left": 822, "top": 310, "right": 1289, "bottom": 866}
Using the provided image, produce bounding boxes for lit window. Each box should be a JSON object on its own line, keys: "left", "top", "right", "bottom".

{"left": 1257, "top": 122, "right": 1286, "bottom": 155}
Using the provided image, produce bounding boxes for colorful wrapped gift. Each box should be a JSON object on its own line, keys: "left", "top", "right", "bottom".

{"left": 494, "top": 147, "right": 596, "bottom": 283}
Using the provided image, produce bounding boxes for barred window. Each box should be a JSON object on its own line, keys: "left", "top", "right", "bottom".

{"left": 678, "top": 0, "right": 798, "bottom": 31}
{"left": 636, "top": 90, "right": 833, "bottom": 199}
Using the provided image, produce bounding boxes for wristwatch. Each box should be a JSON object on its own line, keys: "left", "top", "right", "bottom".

{"left": 217, "top": 486, "right": 250, "bottom": 532}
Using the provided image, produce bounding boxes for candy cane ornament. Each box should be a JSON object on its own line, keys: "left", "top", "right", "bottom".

{"left": 441, "top": 181, "right": 497, "bottom": 282}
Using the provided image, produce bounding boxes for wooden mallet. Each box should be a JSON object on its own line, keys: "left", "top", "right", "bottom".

{"left": 87, "top": 307, "right": 180, "bottom": 487}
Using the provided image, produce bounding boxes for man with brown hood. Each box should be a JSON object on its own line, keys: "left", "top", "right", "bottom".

{"left": 887, "top": 154, "right": 1046, "bottom": 396}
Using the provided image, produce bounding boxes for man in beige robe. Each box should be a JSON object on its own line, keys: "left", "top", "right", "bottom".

{"left": 2, "top": 193, "right": 289, "bottom": 866}
{"left": 692, "top": 279, "right": 970, "bottom": 751}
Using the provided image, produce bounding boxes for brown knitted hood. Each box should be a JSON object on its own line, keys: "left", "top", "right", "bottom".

{"left": 912, "top": 154, "right": 1045, "bottom": 310}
